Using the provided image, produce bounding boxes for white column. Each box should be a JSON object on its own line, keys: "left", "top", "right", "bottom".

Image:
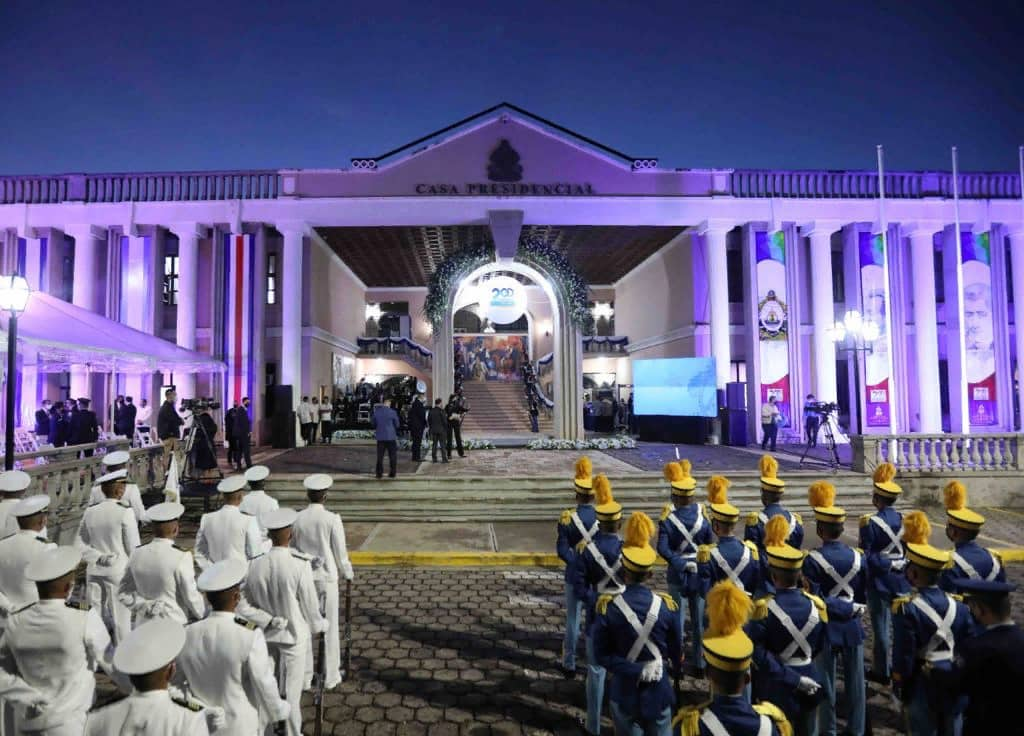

{"left": 17, "top": 232, "right": 45, "bottom": 425}
{"left": 1011, "top": 228, "right": 1024, "bottom": 430}
{"left": 907, "top": 223, "right": 942, "bottom": 432}
{"left": 801, "top": 223, "right": 839, "bottom": 402}
{"left": 277, "top": 223, "right": 307, "bottom": 435}
{"left": 66, "top": 225, "right": 106, "bottom": 399}
{"left": 699, "top": 220, "right": 732, "bottom": 390}
{"left": 170, "top": 224, "right": 203, "bottom": 402}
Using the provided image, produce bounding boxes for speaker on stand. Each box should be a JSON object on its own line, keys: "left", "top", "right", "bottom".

{"left": 269, "top": 384, "right": 296, "bottom": 449}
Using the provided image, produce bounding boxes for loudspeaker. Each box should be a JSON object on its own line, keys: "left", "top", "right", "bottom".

{"left": 269, "top": 384, "right": 295, "bottom": 449}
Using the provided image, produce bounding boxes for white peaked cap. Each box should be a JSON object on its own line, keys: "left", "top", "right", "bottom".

{"left": 146, "top": 502, "right": 185, "bottom": 523}
{"left": 12, "top": 494, "right": 49, "bottom": 517}
{"left": 25, "top": 546, "right": 81, "bottom": 581}
{"left": 245, "top": 465, "right": 270, "bottom": 482}
{"left": 197, "top": 557, "right": 248, "bottom": 592}
{"left": 96, "top": 469, "right": 127, "bottom": 485}
{"left": 0, "top": 470, "right": 31, "bottom": 493}
{"left": 263, "top": 507, "right": 298, "bottom": 531}
{"left": 102, "top": 450, "right": 130, "bottom": 467}
{"left": 217, "top": 475, "right": 248, "bottom": 494}
{"left": 113, "top": 619, "right": 186, "bottom": 675}
{"left": 303, "top": 473, "right": 333, "bottom": 491}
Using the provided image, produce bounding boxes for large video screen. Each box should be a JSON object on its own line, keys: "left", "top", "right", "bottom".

{"left": 633, "top": 358, "right": 717, "bottom": 417}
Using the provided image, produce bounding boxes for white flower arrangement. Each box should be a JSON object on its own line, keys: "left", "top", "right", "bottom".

{"left": 332, "top": 430, "right": 377, "bottom": 440}
{"left": 526, "top": 437, "right": 637, "bottom": 451}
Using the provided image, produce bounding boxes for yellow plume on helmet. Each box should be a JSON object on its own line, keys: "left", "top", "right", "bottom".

{"left": 943, "top": 480, "right": 967, "bottom": 511}
{"left": 808, "top": 481, "right": 835, "bottom": 509}
{"left": 663, "top": 462, "right": 683, "bottom": 484}
{"left": 873, "top": 462, "right": 896, "bottom": 485}
{"left": 593, "top": 474, "right": 613, "bottom": 506}
{"left": 759, "top": 454, "right": 779, "bottom": 480}
{"left": 623, "top": 511, "right": 655, "bottom": 548}
{"left": 902, "top": 510, "right": 931, "bottom": 545}
{"left": 575, "top": 456, "right": 592, "bottom": 483}
{"left": 764, "top": 515, "right": 789, "bottom": 547}
{"left": 706, "top": 475, "right": 730, "bottom": 505}
{"left": 678, "top": 459, "right": 692, "bottom": 478}
{"left": 705, "top": 580, "right": 753, "bottom": 637}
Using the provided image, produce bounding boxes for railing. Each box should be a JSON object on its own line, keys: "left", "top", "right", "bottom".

{"left": 582, "top": 335, "right": 629, "bottom": 353}
{"left": 856, "top": 433, "right": 1022, "bottom": 474}
{"left": 356, "top": 336, "right": 433, "bottom": 371}
{"left": 730, "top": 170, "right": 1022, "bottom": 200}
{"left": 0, "top": 170, "right": 280, "bottom": 204}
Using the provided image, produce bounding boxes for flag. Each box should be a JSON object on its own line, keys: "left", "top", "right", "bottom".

{"left": 224, "top": 234, "right": 255, "bottom": 408}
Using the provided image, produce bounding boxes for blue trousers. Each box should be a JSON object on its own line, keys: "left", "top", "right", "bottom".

{"left": 867, "top": 589, "right": 892, "bottom": 678}
{"left": 905, "top": 677, "right": 963, "bottom": 736}
{"left": 610, "top": 700, "right": 672, "bottom": 736}
{"left": 563, "top": 582, "right": 583, "bottom": 670}
{"left": 667, "top": 581, "right": 704, "bottom": 666}
{"left": 816, "top": 644, "right": 865, "bottom": 736}
{"left": 586, "top": 633, "right": 607, "bottom": 734}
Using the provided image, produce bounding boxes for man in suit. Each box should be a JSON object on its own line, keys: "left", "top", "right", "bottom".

{"left": 427, "top": 398, "right": 449, "bottom": 463}
{"left": 123, "top": 397, "right": 137, "bottom": 440}
{"left": 33, "top": 399, "right": 51, "bottom": 443}
{"left": 71, "top": 398, "right": 99, "bottom": 457}
{"left": 231, "top": 397, "right": 252, "bottom": 471}
{"left": 371, "top": 398, "right": 400, "bottom": 479}
{"left": 407, "top": 393, "right": 427, "bottom": 462}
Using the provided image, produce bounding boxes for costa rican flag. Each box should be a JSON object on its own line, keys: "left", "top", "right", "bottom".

{"left": 224, "top": 234, "right": 255, "bottom": 408}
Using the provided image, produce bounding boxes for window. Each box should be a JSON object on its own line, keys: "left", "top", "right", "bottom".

{"left": 726, "top": 249, "right": 743, "bottom": 303}
{"left": 934, "top": 251, "right": 945, "bottom": 304}
{"left": 830, "top": 250, "right": 845, "bottom": 303}
{"left": 61, "top": 255, "right": 73, "bottom": 303}
{"left": 267, "top": 253, "right": 278, "bottom": 305}
{"left": 162, "top": 255, "right": 178, "bottom": 305}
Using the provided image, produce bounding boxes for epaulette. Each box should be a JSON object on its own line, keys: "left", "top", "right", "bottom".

{"left": 171, "top": 696, "right": 203, "bottom": 712}
{"left": 746, "top": 511, "right": 761, "bottom": 526}
{"left": 596, "top": 593, "right": 614, "bottom": 616}
{"left": 671, "top": 704, "right": 705, "bottom": 736}
{"left": 11, "top": 601, "right": 36, "bottom": 615}
{"left": 235, "top": 616, "right": 258, "bottom": 630}
{"left": 743, "top": 539, "right": 760, "bottom": 560}
{"left": 65, "top": 600, "right": 90, "bottom": 611}
{"left": 752, "top": 596, "right": 772, "bottom": 620}
{"left": 859, "top": 513, "right": 872, "bottom": 528}
{"left": 752, "top": 701, "right": 793, "bottom": 736}
{"left": 559, "top": 509, "right": 572, "bottom": 525}
{"left": 891, "top": 594, "right": 913, "bottom": 614}
{"left": 803, "top": 592, "right": 828, "bottom": 622}
{"left": 989, "top": 548, "right": 1003, "bottom": 563}
{"left": 696, "top": 544, "right": 712, "bottom": 564}
{"left": 950, "top": 593, "right": 965, "bottom": 602}
{"left": 660, "top": 503, "right": 672, "bottom": 522}
{"left": 792, "top": 512, "right": 802, "bottom": 525}
{"left": 34, "top": 536, "right": 47, "bottom": 543}
{"left": 88, "top": 694, "right": 128, "bottom": 713}
{"left": 657, "top": 592, "right": 678, "bottom": 612}
{"left": 291, "top": 550, "right": 313, "bottom": 562}
{"left": 173, "top": 544, "right": 187, "bottom": 552}
{"left": 575, "top": 540, "right": 588, "bottom": 554}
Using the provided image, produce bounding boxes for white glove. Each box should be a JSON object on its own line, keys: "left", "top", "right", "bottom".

{"left": 890, "top": 558, "right": 908, "bottom": 572}
{"left": 267, "top": 616, "right": 288, "bottom": 632}
{"left": 796, "top": 676, "right": 820, "bottom": 695}
{"left": 97, "top": 554, "right": 116, "bottom": 567}
{"left": 684, "top": 561, "right": 698, "bottom": 574}
{"left": 639, "top": 659, "right": 664, "bottom": 683}
{"left": 24, "top": 698, "right": 50, "bottom": 720}
{"left": 272, "top": 699, "right": 291, "bottom": 723}
{"left": 310, "top": 556, "right": 325, "bottom": 571}
{"left": 205, "top": 706, "right": 226, "bottom": 731}
{"left": 852, "top": 603, "right": 867, "bottom": 617}
{"left": 313, "top": 618, "right": 329, "bottom": 635}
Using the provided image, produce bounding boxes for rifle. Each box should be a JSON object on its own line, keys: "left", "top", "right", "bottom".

{"left": 343, "top": 579, "right": 352, "bottom": 680}
{"left": 313, "top": 629, "right": 327, "bottom": 736}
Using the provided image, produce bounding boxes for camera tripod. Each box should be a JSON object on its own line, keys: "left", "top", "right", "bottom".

{"left": 180, "top": 415, "right": 224, "bottom": 484}
{"left": 798, "top": 412, "right": 842, "bottom": 472}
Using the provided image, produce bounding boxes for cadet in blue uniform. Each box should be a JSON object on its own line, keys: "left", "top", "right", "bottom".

{"left": 557, "top": 456, "right": 597, "bottom": 677}
{"left": 573, "top": 474, "right": 625, "bottom": 735}
{"left": 857, "top": 461, "right": 908, "bottom": 684}
{"left": 657, "top": 459, "right": 713, "bottom": 673}
{"left": 801, "top": 485, "right": 867, "bottom": 736}
{"left": 938, "top": 480, "right": 1005, "bottom": 593}
{"left": 891, "top": 527, "right": 973, "bottom": 736}
{"left": 747, "top": 516, "right": 827, "bottom": 736}
{"left": 926, "top": 578, "right": 1024, "bottom": 736}
{"left": 673, "top": 580, "right": 791, "bottom": 736}
{"left": 594, "top": 511, "right": 681, "bottom": 735}
{"left": 745, "top": 454, "right": 804, "bottom": 554}
{"left": 697, "top": 477, "right": 761, "bottom": 597}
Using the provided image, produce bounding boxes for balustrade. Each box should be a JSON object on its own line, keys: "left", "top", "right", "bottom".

{"left": 853, "top": 433, "right": 1021, "bottom": 474}
{"left": 356, "top": 336, "right": 433, "bottom": 370}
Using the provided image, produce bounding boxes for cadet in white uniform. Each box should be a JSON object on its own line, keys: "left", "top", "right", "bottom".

{"left": 0, "top": 471, "right": 32, "bottom": 539}
{"left": 76, "top": 469, "right": 140, "bottom": 645}
{"left": 85, "top": 618, "right": 211, "bottom": 736}
{"left": 239, "top": 465, "right": 278, "bottom": 553}
{"left": 0, "top": 547, "right": 126, "bottom": 735}
{"left": 177, "top": 558, "right": 290, "bottom": 736}
{"left": 0, "top": 496, "right": 55, "bottom": 616}
{"left": 245, "top": 508, "right": 328, "bottom": 736}
{"left": 119, "top": 502, "right": 206, "bottom": 626}
{"left": 291, "top": 473, "right": 354, "bottom": 689}
{"left": 194, "top": 475, "right": 262, "bottom": 570}
{"left": 88, "top": 450, "right": 146, "bottom": 524}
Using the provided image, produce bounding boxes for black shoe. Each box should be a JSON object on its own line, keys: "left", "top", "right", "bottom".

{"left": 459, "top": 453, "right": 465, "bottom": 458}
{"left": 442, "top": 459, "right": 449, "bottom": 463}
{"left": 559, "top": 664, "right": 577, "bottom": 680}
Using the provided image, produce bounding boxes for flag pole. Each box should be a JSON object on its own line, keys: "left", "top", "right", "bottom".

{"left": 1019, "top": 146, "right": 1024, "bottom": 223}
{"left": 951, "top": 147, "right": 970, "bottom": 435}
{"left": 876, "top": 146, "right": 897, "bottom": 439}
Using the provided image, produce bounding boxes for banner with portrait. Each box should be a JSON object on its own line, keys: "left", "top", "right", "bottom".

{"left": 960, "top": 232, "right": 997, "bottom": 426}
{"left": 756, "top": 231, "right": 791, "bottom": 428}
{"left": 858, "top": 232, "right": 892, "bottom": 428}
{"left": 454, "top": 334, "right": 527, "bottom": 382}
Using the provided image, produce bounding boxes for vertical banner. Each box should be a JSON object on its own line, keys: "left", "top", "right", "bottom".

{"left": 756, "top": 231, "right": 791, "bottom": 428}
{"left": 960, "top": 232, "right": 997, "bottom": 426}
{"left": 224, "top": 234, "right": 255, "bottom": 407}
{"left": 858, "top": 232, "right": 892, "bottom": 427}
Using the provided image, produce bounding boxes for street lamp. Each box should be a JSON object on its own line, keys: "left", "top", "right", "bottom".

{"left": 828, "top": 308, "right": 879, "bottom": 435}
{"left": 0, "top": 275, "right": 30, "bottom": 470}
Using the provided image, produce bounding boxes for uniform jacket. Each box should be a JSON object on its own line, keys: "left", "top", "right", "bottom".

{"left": 77, "top": 498, "right": 141, "bottom": 578}
{"left": 194, "top": 505, "right": 263, "bottom": 571}
{"left": 84, "top": 689, "right": 209, "bottom": 736}
{"left": 118, "top": 538, "right": 206, "bottom": 625}
{"left": 89, "top": 482, "right": 146, "bottom": 524}
{"left": 657, "top": 502, "right": 713, "bottom": 593}
{"left": 176, "top": 611, "right": 288, "bottom": 735}
{"left": 556, "top": 503, "right": 597, "bottom": 583}
{"left": 593, "top": 584, "right": 681, "bottom": 720}
{"left": 696, "top": 536, "right": 761, "bottom": 597}
{"left": 243, "top": 547, "right": 326, "bottom": 648}
{"left": 939, "top": 540, "right": 1005, "bottom": 593}
{"left": 744, "top": 503, "right": 804, "bottom": 550}
{"left": 573, "top": 531, "right": 624, "bottom": 631}
{"left": 675, "top": 695, "right": 787, "bottom": 736}
{"left": 801, "top": 540, "right": 867, "bottom": 647}
{"left": 859, "top": 506, "right": 911, "bottom": 596}
{"left": 239, "top": 491, "right": 279, "bottom": 543}
{"left": 891, "top": 586, "right": 972, "bottom": 702}
{"left": 291, "top": 503, "right": 355, "bottom": 582}
{"left": 0, "top": 498, "right": 22, "bottom": 540}
{"left": 0, "top": 531, "right": 54, "bottom": 613}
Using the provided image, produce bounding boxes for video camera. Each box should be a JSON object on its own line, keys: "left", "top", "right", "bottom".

{"left": 181, "top": 397, "right": 221, "bottom": 412}
{"left": 810, "top": 401, "right": 838, "bottom": 416}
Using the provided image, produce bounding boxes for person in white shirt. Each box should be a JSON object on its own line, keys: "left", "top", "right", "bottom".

{"left": 0, "top": 496, "right": 55, "bottom": 619}
{"left": 177, "top": 558, "right": 290, "bottom": 736}
{"left": 118, "top": 502, "right": 206, "bottom": 627}
{"left": 239, "top": 465, "right": 279, "bottom": 554}
{"left": 297, "top": 397, "right": 313, "bottom": 446}
{"left": 244, "top": 508, "right": 328, "bottom": 736}
{"left": 88, "top": 451, "right": 146, "bottom": 525}
{"left": 0, "top": 547, "right": 127, "bottom": 735}
{"left": 135, "top": 398, "right": 153, "bottom": 430}
{"left": 194, "top": 475, "right": 263, "bottom": 571}
{"left": 76, "top": 469, "right": 140, "bottom": 646}
{"left": 0, "top": 470, "right": 32, "bottom": 539}
{"left": 291, "top": 473, "right": 354, "bottom": 689}
{"left": 85, "top": 618, "right": 212, "bottom": 736}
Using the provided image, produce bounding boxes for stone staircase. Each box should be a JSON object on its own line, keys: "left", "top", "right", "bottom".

{"left": 457, "top": 380, "right": 553, "bottom": 435}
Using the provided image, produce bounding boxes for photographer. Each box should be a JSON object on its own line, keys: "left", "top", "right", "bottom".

{"left": 803, "top": 393, "right": 820, "bottom": 448}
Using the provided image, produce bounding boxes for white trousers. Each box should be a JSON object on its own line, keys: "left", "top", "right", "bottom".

{"left": 87, "top": 575, "right": 131, "bottom": 646}
{"left": 316, "top": 580, "right": 342, "bottom": 689}
{"left": 270, "top": 641, "right": 307, "bottom": 736}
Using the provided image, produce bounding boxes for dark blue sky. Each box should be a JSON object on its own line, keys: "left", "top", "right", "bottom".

{"left": 2, "top": 0, "right": 1021, "bottom": 174}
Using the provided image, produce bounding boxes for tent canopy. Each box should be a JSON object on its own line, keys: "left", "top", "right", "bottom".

{"left": 0, "top": 291, "right": 225, "bottom": 375}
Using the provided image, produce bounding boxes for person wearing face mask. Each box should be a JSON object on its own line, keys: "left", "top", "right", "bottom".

{"left": 230, "top": 397, "right": 253, "bottom": 471}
